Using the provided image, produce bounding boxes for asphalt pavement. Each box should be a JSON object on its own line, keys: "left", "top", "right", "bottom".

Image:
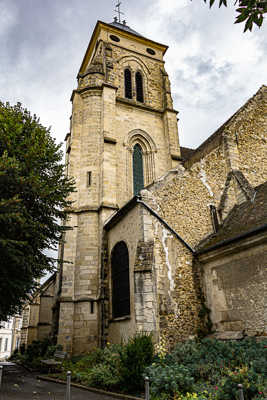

{"left": 0, "top": 362, "right": 123, "bottom": 400}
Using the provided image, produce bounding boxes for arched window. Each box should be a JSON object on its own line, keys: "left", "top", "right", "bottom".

{"left": 135, "top": 72, "right": 144, "bottom": 103}
{"left": 111, "top": 241, "right": 130, "bottom": 318}
{"left": 124, "top": 69, "right": 132, "bottom": 99}
{"left": 133, "top": 143, "right": 144, "bottom": 195}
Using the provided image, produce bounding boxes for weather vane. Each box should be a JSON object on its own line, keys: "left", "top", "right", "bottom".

{"left": 114, "top": 0, "right": 126, "bottom": 24}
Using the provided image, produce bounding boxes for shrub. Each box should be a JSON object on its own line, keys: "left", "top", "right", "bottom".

{"left": 216, "top": 365, "right": 264, "bottom": 400}
{"left": 146, "top": 338, "right": 267, "bottom": 400}
{"left": 86, "top": 363, "right": 121, "bottom": 389}
{"left": 119, "top": 332, "right": 154, "bottom": 393}
{"left": 12, "top": 337, "right": 60, "bottom": 370}
{"left": 61, "top": 343, "right": 123, "bottom": 389}
{"left": 146, "top": 364, "right": 194, "bottom": 398}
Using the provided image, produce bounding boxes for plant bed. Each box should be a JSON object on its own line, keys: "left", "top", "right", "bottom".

{"left": 145, "top": 337, "right": 267, "bottom": 400}
{"left": 51, "top": 333, "right": 154, "bottom": 397}
{"left": 12, "top": 335, "right": 267, "bottom": 400}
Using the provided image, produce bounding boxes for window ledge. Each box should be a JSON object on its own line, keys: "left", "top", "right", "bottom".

{"left": 109, "top": 315, "right": 131, "bottom": 323}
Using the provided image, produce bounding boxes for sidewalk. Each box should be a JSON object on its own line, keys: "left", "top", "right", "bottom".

{"left": 0, "top": 362, "right": 123, "bottom": 400}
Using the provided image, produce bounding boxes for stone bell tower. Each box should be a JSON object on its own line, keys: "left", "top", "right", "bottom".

{"left": 56, "top": 18, "right": 181, "bottom": 354}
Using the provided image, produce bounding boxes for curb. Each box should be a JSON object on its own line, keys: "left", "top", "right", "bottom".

{"left": 37, "top": 375, "right": 143, "bottom": 400}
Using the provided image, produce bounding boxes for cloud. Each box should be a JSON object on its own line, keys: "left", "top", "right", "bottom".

{"left": 128, "top": 0, "right": 266, "bottom": 147}
{"left": 0, "top": 0, "right": 18, "bottom": 38}
{"left": 0, "top": 0, "right": 266, "bottom": 267}
{"left": 0, "top": 0, "right": 266, "bottom": 150}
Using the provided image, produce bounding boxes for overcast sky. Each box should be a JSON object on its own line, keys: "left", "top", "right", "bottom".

{"left": 1, "top": 0, "right": 266, "bottom": 150}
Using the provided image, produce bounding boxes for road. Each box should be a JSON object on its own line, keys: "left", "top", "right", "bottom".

{"left": 0, "top": 362, "right": 124, "bottom": 400}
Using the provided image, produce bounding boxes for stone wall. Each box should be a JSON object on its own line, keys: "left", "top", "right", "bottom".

{"left": 144, "top": 86, "right": 267, "bottom": 343}
{"left": 107, "top": 205, "right": 143, "bottom": 343}
{"left": 57, "top": 20, "right": 181, "bottom": 354}
{"left": 201, "top": 240, "right": 267, "bottom": 336}
{"left": 106, "top": 204, "right": 159, "bottom": 343}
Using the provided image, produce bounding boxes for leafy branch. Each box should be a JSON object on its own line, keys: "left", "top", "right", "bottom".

{"left": 201, "top": 0, "right": 267, "bottom": 31}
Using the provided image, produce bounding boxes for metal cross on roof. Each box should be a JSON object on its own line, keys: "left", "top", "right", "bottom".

{"left": 114, "top": 0, "right": 125, "bottom": 23}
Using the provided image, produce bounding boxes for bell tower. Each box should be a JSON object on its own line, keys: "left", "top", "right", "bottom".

{"left": 57, "top": 18, "right": 181, "bottom": 354}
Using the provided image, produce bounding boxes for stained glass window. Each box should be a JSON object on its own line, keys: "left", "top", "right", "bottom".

{"left": 124, "top": 69, "right": 132, "bottom": 99}
{"left": 136, "top": 72, "right": 144, "bottom": 103}
{"left": 111, "top": 241, "right": 130, "bottom": 318}
{"left": 133, "top": 144, "right": 144, "bottom": 195}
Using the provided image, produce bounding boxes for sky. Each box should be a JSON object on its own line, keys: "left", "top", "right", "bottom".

{"left": 0, "top": 0, "right": 266, "bottom": 150}
{"left": 1, "top": 0, "right": 265, "bottom": 282}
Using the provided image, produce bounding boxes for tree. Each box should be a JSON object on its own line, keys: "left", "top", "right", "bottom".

{"left": 201, "top": 0, "right": 267, "bottom": 31}
{"left": 0, "top": 102, "right": 75, "bottom": 321}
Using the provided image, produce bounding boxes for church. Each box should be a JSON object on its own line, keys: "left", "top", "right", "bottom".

{"left": 21, "top": 17, "right": 267, "bottom": 355}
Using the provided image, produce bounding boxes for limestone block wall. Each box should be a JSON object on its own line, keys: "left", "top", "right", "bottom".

{"left": 201, "top": 240, "right": 267, "bottom": 336}
{"left": 57, "top": 22, "right": 182, "bottom": 354}
{"left": 113, "top": 104, "right": 176, "bottom": 205}
{"left": 38, "top": 281, "right": 55, "bottom": 341}
{"left": 134, "top": 240, "right": 157, "bottom": 335}
{"left": 21, "top": 303, "right": 39, "bottom": 347}
{"left": 58, "top": 211, "right": 100, "bottom": 353}
{"left": 76, "top": 25, "right": 180, "bottom": 208}
{"left": 111, "top": 45, "right": 164, "bottom": 110}
{"left": 106, "top": 205, "right": 158, "bottom": 343}
{"left": 106, "top": 206, "right": 143, "bottom": 343}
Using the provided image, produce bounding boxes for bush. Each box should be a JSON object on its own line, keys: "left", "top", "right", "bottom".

{"left": 145, "top": 338, "right": 267, "bottom": 400}
{"left": 61, "top": 343, "right": 123, "bottom": 390}
{"left": 119, "top": 332, "right": 154, "bottom": 393}
{"left": 216, "top": 365, "right": 265, "bottom": 400}
{"left": 58, "top": 336, "right": 266, "bottom": 399}
{"left": 11, "top": 337, "right": 60, "bottom": 370}
{"left": 86, "top": 363, "right": 121, "bottom": 389}
{"left": 146, "top": 364, "right": 194, "bottom": 398}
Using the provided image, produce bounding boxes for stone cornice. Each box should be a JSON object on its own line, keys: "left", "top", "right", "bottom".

{"left": 65, "top": 203, "right": 119, "bottom": 215}
{"left": 116, "top": 97, "right": 178, "bottom": 115}
{"left": 71, "top": 83, "right": 118, "bottom": 102}
{"left": 59, "top": 297, "right": 98, "bottom": 303}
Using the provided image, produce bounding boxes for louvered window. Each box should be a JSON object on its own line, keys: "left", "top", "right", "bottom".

{"left": 136, "top": 72, "right": 144, "bottom": 103}
{"left": 124, "top": 69, "right": 132, "bottom": 99}
{"left": 111, "top": 241, "right": 130, "bottom": 318}
{"left": 133, "top": 144, "right": 144, "bottom": 195}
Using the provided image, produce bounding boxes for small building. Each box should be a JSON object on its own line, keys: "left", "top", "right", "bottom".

{"left": 20, "top": 274, "right": 56, "bottom": 348}
{"left": 197, "top": 181, "right": 267, "bottom": 339}
{"left": 0, "top": 316, "right": 22, "bottom": 360}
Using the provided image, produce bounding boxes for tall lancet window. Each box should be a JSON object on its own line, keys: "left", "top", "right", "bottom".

{"left": 133, "top": 143, "right": 144, "bottom": 195}
{"left": 135, "top": 72, "right": 144, "bottom": 103}
{"left": 111, "top": 241, "right": 130, "bottom": 318}
{"left": 124, "top": 68, "right": 132, "bottom": 99}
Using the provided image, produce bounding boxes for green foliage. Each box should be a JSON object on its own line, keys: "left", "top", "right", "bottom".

{"left": 145, "top": 338, "right": 267, "bottom": 399}
{"left": 119, "top": 332, "right": 154, "bottom": 393}
{"left": 86, "top": 363, "right": 122, "bottom": 389}
{"left": 215, "top": 365, "right": 262, "bottom": 400}
{"left": 200, "top": 0, "right": 266, "bottom": 31}
{"left": 11, "top": 338, "right": 59, "bottom": 370}
{"left": 0, "top": 101, "right": 75, "bottom": 320}
{"left": 147, "top": 364, "right": 194, "bottom": 397}
{"left": 62, "top": 343, "right": 123, "bottom": 390}
{"left": 20, "top": 336, "right": 266, "bottom": 399}
{"left": 60, "top": 333, "right": 154, "bottom": 394}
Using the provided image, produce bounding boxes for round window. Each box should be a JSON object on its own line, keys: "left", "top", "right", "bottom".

{"left": 110, "top": 35, "right": 120, "bottom": 42}
{"left": 146, "top": 48, "right": 156, "bottom": 55}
